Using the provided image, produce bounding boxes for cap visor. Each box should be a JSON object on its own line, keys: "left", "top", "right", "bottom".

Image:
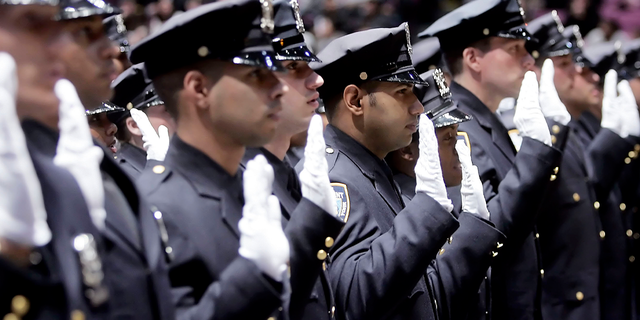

{"left": 432, "top": 107, "right": 472, "bottom": 128}
{"left": 498, "top": 27, "right": 537, "bottom": 43}
{"left": 373, "top": 66, "right": 428, "bottom": 85}
{"left": 276, "top": 45, "right": 321, "bottom": 62}
{"left": 231, "top": 48, "right": 286, "bottom": 72}
{"left": 86, "top": 103, "right": 125, "bottom": 116}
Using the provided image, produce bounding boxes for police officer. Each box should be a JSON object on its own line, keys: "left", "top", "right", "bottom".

{"left": 109, "top": 63, "right": 174, "bottom": 178}
{"left": 0, "top": 0, "right": 112, "bottom": 318}
{"left": 239, "top": 1, "right": 346, "bottom": 319}
{"left": 419, "top": 0, "right": 565, "bottom": 319}
{"left": 103, "top": 14, "right": 132, "bottom": 75}
{"left": 309, "top": 22, "right": 514, "bottom": 320}
{"left": 86, "top": 101, "right": 124, "bottom": 153}
{"left": 131, "top": 0, "right": 300, "bottom": 318}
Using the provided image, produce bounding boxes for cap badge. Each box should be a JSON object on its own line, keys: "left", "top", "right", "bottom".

{"left": 572, "top": 25, "right": 585, "bottom": 48}
{"left": 359, "top": 72, "right": 368, "bottom": 80}
{"left": 517, "top": 0, "right": 526, "bottom": 20}
{"left": 114, "top": 14, "right": 127, "bottom": 34}
{"left": 483, "top": 28, "right": 490, "bottom": 36}
{"left": 551, "top": 10, "right": 565, "bottom": 33}
{"left": 290, "top": 0, "right": 305, "bottom": 33}
{"left": 433, "top": 68, "right": 451, "bottom": 99}
{"left": 126, "top": 102, "right": 133, "bottom": 110}
{"left": 260, "top": 0, "right": 275, "bottom": 34}
{"left": 405, "top": 23, "right": 413, "bottom": 55}
{"left": 615, "top": 41, "right": 626, "bottom": 64}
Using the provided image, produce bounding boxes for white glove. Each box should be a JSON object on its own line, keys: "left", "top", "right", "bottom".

{"left": 455, "top": 140, "right": 490, "bottom": 220}
{"left": 53, "top": 79, "right": 106, "bottom": 231}
{"left": 130, "top": 108, "right": 170, "bottom": 161}
{"left": 617, "top": 80, "right": 640, "bottom": 137}
{"left": 299, "top": 115, "right": 337, "bottom": 216}
{"left": 601, "top": 70, "right": 626, "bottom": 137}
{"left": 239, "top": 155, "right": 290, "bottom": 282}
{"left": 415, "top": 114, "right": 453, "bottom": 212}
{"left": 539, "top": 59, "right": 571, "bottom": 126}
{"left": 514, "top": 71, "right": 552, "bottom": 146}
{"left": 0, "top": 52, "right": 51, "bottom": 247}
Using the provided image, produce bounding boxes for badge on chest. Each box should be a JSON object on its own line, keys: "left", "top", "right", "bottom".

{"left": 331, "top": 183, "right": 351, "bottom": 223}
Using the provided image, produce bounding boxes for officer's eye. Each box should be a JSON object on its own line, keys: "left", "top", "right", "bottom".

{"left": 286, "top": 62, "right": 299, "bottom": 71}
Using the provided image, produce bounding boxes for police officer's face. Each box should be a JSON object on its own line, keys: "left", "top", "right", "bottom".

{"left": 564, "top": 66, "right": 602, "bottom": 113}
{"left": 363, "top": 82, "right": 424, "bottom": 153}
{"left": 60, "top": 16, "right": 119, "bottom": 109}
{"left": 206, "top": 63, "right": 286, "bottom": 147}
{"left": 88, "top": 112, "right": 118, "bottom": 153}
{"left": 477, "top": 38, "right": 534, "bottom": 99}
{"left": 531, "top": 55, "right": 577, "bottom": 105}
{"left": 0, "top": 5, "right": 67, "bottom": 125}
{"left": 436, "top": 124, "right": 462, "bottom": 187}
{"left": 275, "top": 60, "right": 324, "bottom": 135}
{"left": 145, "top": 104, "right": 176, "bottom": 136}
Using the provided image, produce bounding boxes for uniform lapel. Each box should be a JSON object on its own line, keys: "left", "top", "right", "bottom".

{"left": 117, "top": 143, "right": 147, "bottom": 173}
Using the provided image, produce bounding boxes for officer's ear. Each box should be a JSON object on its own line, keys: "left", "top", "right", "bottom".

{"left": 343, "top": 84, "right": 364, "bottom": 116}
{"left": 125, "top": 116, "right": 141, "bottom": 137}
{"left": 183, "top": 70, "right": 210, "bottom": 110}
{"left": 461, "top": 47, "right": 483, "bottom": 74}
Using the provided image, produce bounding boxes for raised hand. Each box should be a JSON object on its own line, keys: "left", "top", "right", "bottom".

{"left": 539, "top": 59, "right": 571, "bottom": 125}
{"left": 415, "top": 114, "right": 453, "bottom": 212}
{"left": 514, "top": 71, "right": 552, "bottom": 146}
{"left": 455, "top": 140, "right": 490, "bottom": 220}
{"left": 130, "top": 108, "right": 170, "bottom": 161}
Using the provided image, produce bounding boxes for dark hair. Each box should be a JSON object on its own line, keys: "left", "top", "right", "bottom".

{"left": 444, "top": 38, "right": 492, "bottom": 76}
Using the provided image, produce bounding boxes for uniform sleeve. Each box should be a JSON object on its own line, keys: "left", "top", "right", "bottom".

{"left": 285, "top": 198, "right": 345, "bottom": 320}
{"left": 328, "top": 183, "right": 459, "bottom": 320}
{"left": 585, "top": 129, "right": 634, "bottom": 201}
{"left": 427, "top": 213, "right": 506, "bottom": 320}
{"left": 472, "top": 137, "right": 562, "bottom": 244}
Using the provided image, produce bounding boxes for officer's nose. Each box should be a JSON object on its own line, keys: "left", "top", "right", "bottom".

{"left": 409, "top": 98, "right": 424, "bottom": 116}
{"left": 306, "top": 71, "right": 324, "bottom": 91}
{"left": 105, "top": 122, "right": 117, "bottom": 138}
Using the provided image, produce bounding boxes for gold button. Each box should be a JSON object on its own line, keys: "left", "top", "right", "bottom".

{"left": 576, "top": 291, "right": 584, "bottom": 301}
{"left": 71, "top": 310, "right": 85, "bottom": 320}
{"left": 573, "top": 193, "right": 580, "bottom": 202}
{"left": 359, "top": 72, "right": 368, "bottom": 80}
{"left": 268, "top": 317, "right": 276, "bottom": 320}
{"left": 625, "top": 157, "right": 632, "bottom": 164}
{"left": 325, "top": 147, "right": 334, "bottom": 154}
{"left": 197, "top": 46, "right": 209, "bottom": 57}
{"left": 551, "top": 135, "right": 557, "bottom": 144}
{"left": 600, "top": 231, "right": 606, "bottom": 239}
{"left": 552, "top": 125, "right": 560, "bottom": 134}
{"left": 483, "top": 28, "right": 490, "bottom": 35}
{"left": 317, "top": 250, "right": 327, "bottom": 260}
{"left": 627, "top": 230, "right": 633, "bottom": 237}
{"left": 550, "top": 175, "right": 557, "bottom": 181}
{"left": 126, "top": 102, "right": 133, "bottom": 110}
{"left": 532, "top": 50, "right": 540, "bottom": 59}
{"left": 553, "top": 167, "right": 559, "bottom": 174}
{"left": 153, "top": 165, "right": 165, "bottom": 174}
{"left": 11, "top": 295, "right": 29, "bottom": 316}
{"left": 631, "top": 256, "right": 636, "bottom": 263}
{"left": 620, "top": 203, "right": 627, "bottom": 211}
{"left": 536, "top": 233, "right": 540, "bottom": 239}
{"left": 325, "top": 237, "right": 334, "bottom": 248}
{"left": 629, "top": 151, "right": 636, "bottom": 158}
{"left": 439, "top": 248, "right": 445, "bottom": 255}
{"left": 540, "top": 269, "right": 544, "bottom": 278}
{"left": 594, "top": 201, "right": 600, "bottom": 210}
{"left": 3, "top": 314, "right": 18, "bottom": 320}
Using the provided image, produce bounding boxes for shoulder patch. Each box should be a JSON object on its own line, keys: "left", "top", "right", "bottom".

{"left": 457, "top": 131, "right": 470, "bottom": 152}
{"left": 331, "top": 183, "right": 351, "bottom": 223}
{"left": 507, "top": 129, "right": 522, "bottom": 152}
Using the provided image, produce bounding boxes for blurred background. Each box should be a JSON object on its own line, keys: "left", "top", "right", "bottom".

{"left": 115, "top": 0, "right": 640, "bottom": 54}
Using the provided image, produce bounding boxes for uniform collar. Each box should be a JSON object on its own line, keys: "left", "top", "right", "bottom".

{"left": 165, "top": 135, "right": 243, "bottom": 199}
{"left": 324, "top": 124, "right": 389, "bottom": 179}
{"left": 117, "top": 142, "right": 147, "bottom": 171}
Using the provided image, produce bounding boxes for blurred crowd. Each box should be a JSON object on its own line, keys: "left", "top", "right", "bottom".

{"left": 113, "top": 0, "right": 640, "bottom": 53}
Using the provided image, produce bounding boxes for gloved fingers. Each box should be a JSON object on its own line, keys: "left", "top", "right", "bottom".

{"left": 618, "top": 80, "right": 637, "bottom": 105}
{"left": 158, "top": 125, "right": 170, "bottom": 144}
{"left": 539, "top": 59, "right": 555, "bottom": 91}
{"left": 455, "top": 140, "right": 472, "bottom": 169}
{"left": 516, "top": 71, "right": 540, "bottom": 108}
{"left": 418, "top": 114, "right": 436, "bottom": 153}
{"left": 304, "top": 115, "right": 326, "bottom": 169}
{"left": 243, "top": 155, "right": 273, "bottom": 209}
{"left": 0, "top": 53, "right": 18, "bottom": 98}
{"left": 54, "top": 79, "right": 83, "bottom": 106}
{"left": 130, "top": 109, "right": 159, "bottom": 141}
{"left": 266, "top": 195, "right": 283, "bottom": 224}
{"left": 603, "top": 70, "right": 618, "bottom": 102}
